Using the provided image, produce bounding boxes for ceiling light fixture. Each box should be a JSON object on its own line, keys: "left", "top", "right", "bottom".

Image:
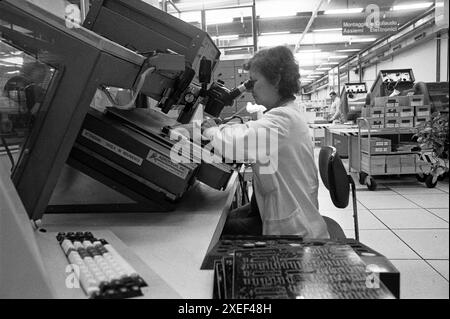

{"left": 328, "top": 55, "right": 348, "bottom": 59}
{"left": 348, "top": 37, "right": 378, "bottom": 43}
{"left": 260, "top": 31, "right": 291, "bottom": 36}
{"left": 211, "top": 35, "right": 239, "bottom": 41}
{"left": 296, "top": 49, "right": 322, "bottom": 53}
{"left": 313, "top": 28, "right": 342, "bottom": 32}
{"left": 324, "top": 8, "right": 363, "bottom": 15}
{"left": 391, "top": 2, "right": 433, "bottom": 11}
{"left": 336, "top": 48, "right": 361, "bottom": 52}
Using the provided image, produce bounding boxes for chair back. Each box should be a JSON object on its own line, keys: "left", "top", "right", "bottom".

{"left": 319, "top": 146, "right": 349, "bottom": 209}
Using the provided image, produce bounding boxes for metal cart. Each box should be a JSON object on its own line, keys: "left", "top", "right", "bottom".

{"left": 350, "top": 118, "right": 419, "bottom": 190}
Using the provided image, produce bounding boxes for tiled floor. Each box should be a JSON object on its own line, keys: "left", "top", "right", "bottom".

{"left": 315, "top": 149, "right": 449, "bottom": 299}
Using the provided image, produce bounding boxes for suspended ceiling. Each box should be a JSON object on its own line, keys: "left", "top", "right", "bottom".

{"left": 165, "top": 0, "right": 437, "bottom": 80}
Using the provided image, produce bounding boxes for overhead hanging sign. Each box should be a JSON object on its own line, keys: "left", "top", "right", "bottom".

{"left": 342, "top": 19, "right": 398, "bottom": 35}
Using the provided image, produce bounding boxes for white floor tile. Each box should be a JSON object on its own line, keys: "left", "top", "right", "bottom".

{"left": 403, "top": 194, "right": 450, "bottom": 209}
{"left": 352, "top": 230, "right": 421, "bottom": 259}
{"left": 321, "top": 209, "right": 387, "bottom": 230}
{"left": 355, "top": 189, "right": 399, "bottom": 197}
{"left": 436, "top": 183, "right": 449, "bottom": 193}
{"left": 388, "top": 186, "right": 446, "bottom": 195}
{"left": 428, "top": 209, "right": 449, "bottom": 222}
{"left": 390, "top": 260, "right": 449, "bottom": 299}
{"left": 371, "top": 209, "right": 449, "bottom": 229}
{"left": 318, "top": 199, "right": 365, "bottom": 212}
{"left": 426, "top": 260, "right": 449, "bottom": 281}
{"left": 357, "top": 195, "right": 421, "bottom": 210}
{"left": 394, "top": 229, "right": 449, "bottom": 259}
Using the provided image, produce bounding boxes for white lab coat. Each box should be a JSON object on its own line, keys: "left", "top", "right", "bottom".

{"left": 204, "top": 99, "right": 330, "bottom": 239}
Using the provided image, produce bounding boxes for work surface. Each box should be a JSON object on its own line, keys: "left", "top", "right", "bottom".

{"left": 39, "top": 178, "right": 238, "bottom": 299}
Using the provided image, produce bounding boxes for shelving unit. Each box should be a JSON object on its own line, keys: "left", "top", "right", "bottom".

{"left": 350, "top": 118, "right": 421, "bottom": 190}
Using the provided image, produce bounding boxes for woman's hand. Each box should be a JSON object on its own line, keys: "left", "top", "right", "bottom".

{"left": 201, "top": 118, "right": 222, "bottom": 140}
{"left": 201, "top": 117, "right": 222, "bottom": 131}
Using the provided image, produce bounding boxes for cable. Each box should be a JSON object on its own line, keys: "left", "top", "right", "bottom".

{"left": 221, "top": 115, "right": 245, "bottom": 124}
{"left": 108, "top": 66, "right": 156, "bottom": 110}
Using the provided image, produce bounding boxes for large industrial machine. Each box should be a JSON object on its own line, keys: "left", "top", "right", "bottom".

{"left": 364, "top": 68, "right": 448, "bottom": 114}
{"left": 0, "top": 0, "right": 248, "bottom": 221}
{"left": 340, "top": 82, "right": 367, "bottom": 122}
{"left": 365, "top": 69, "right": 416, "bottom": 107}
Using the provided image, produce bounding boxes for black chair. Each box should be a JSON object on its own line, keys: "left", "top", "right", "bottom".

{"left": 319, "top": 146, "right": 359, "bottom": 241}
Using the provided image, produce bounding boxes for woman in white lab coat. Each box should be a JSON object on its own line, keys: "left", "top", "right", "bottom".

{"left": 202, "top": 46, "right": 329, "bottom": 239}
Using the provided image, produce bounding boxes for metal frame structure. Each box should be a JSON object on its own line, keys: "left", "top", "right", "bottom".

{"left": 1, "top": 0, "right": 149, "bottom": 221}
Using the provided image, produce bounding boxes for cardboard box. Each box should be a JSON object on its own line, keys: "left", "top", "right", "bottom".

{"left": 399, "top": 106, "right": 414, "bottom": 117}
{"left": 361, "top": 137, "right": 391, "bottom": 154}
{"left": 386, "top": 96, "right": 410, "bottom": 107}
{"left": 414, "top": 116, "right": 430, "bottom": 127}
{"left": 362, "top": 154, "right": 386, "bottom": 174}
{"left": 386, "top": 155, "right": 401, "bottom": 174}
{"left": 385, "top": 117, "right": 401, "bottom": 128}
{"left": 399, "top": 117, "right": 415, "bottom": 128}
{"left": 409, "top": 95, "right": 425, "bottom": 107}
{"left": 400, "top": 154, "right": 417, "bottom": 173}
{"left": 367, "top": 117, "right": 384, "bottom": 129}
{"left": 415, "top": 105, "right": 431, "bottom": 117}
{"left": 374, "top": 96, "right": 389, "bottom": 107}
{"left": 362, "top": 106, "right": 385, "bottom": 118}
{"left": 370, "top": 106, "right": 385, "bottom": 118}
{"left": 385, "top": 107, "right": 400, "bottom": 118}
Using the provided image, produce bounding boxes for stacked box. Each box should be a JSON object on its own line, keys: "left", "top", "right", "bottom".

{"left": 386, "top": 155, "right": 401, "bottom": 174}
{"left": 374, "top": 96, "right": 389, "bottom": 107}
{"left": 399, "top": 106, "right": 414, "bottom": 117}
{"left": 370, "top": 106, "right": 385, "bottom": 118}
{"left": 367, "top": 117, "right": 385, "bottom": 128}
{"left": 385, "top": 117, "right": 401, "bottom": 128}
{"left": 414, "top": 116, "right": 430, "bottom": 127}
{"left": 415, "top": 105, "right": 431, "bottom": 117}
{"left": 361, "top": 137, "right": 391, "bottom": 154}
{"left": 385, "top": 107, "right": 400, "bottom": 117}
{"left": 409, "top": 95, "right": 425, "bottom": 107}
{"left": 386, "top": 96, "right": 410, "bottom": 107}
{"left": 361, "top": 106, "right": 385, "bottom": 118}
{"left": 400, "top": 154, "right": 416, "bottom": 173}
{"left": 399, "top": 117, "right": 415, "bottom": 128}
{"left": 362, "top": 154, "right": 386, "bottom": 174}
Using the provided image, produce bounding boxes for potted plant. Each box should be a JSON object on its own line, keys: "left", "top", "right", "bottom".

{"left": 414, "top": 112, "right": 449, "bottom": 188}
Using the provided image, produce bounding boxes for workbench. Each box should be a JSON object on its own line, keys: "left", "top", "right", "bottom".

{"left": 1, "top": 154, "right": 239, "bottom": 299}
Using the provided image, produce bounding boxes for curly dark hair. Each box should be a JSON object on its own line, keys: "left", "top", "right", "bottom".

{"left": 244, "top": 46, "right": 300, "bottom": 98}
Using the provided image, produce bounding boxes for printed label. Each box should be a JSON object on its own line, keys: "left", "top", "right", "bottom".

{"left": 146, "top": 150, "right": 189, "bottom": 179}
{"left": 81, "top": 129, "right": 143, "bottom": 166}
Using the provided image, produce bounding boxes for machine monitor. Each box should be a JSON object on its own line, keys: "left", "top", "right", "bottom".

{"left": 341, "top": 83, "right": 367, "bottom": 122}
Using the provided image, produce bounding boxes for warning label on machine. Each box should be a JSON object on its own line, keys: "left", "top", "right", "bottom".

{"left": 146, "top": 150, "right": 189, "bottom": 179}
{"left": 81, "top": 129, "right": 143, "bottom": 166}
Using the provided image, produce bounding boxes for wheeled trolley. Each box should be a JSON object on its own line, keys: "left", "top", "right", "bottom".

{"left": 350, "top": 118, "right": 420, "bottom": 191}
